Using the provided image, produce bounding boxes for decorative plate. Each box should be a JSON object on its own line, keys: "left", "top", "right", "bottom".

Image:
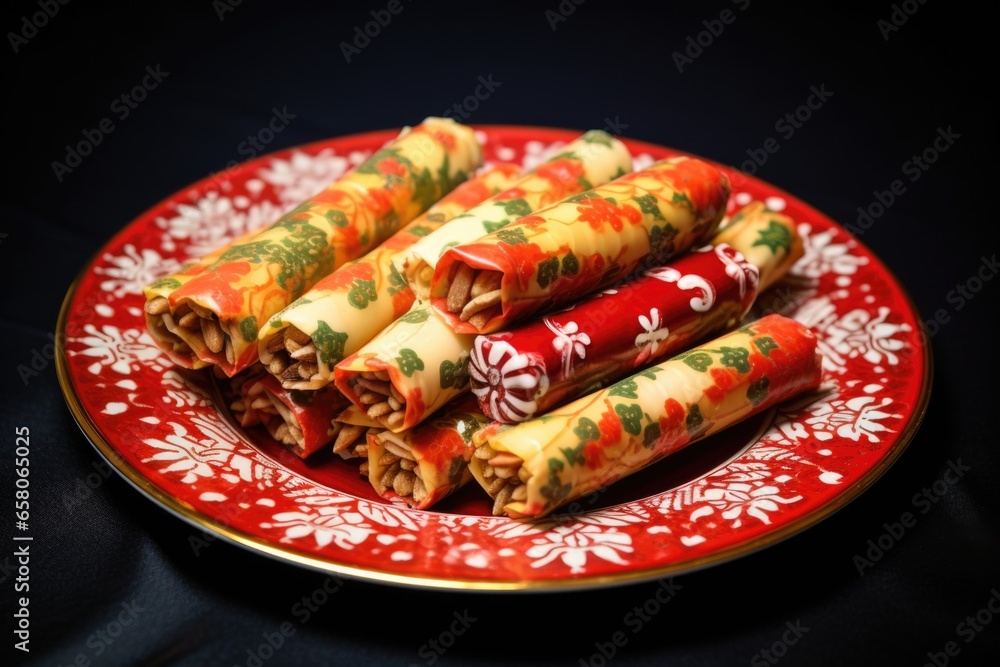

{"left": 57, "top": 125, "right": 931, "bottom": 591}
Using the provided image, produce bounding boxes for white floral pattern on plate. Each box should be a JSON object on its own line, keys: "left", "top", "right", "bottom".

{"left": 59, "top": 128, "right": 927, "bottom": 588}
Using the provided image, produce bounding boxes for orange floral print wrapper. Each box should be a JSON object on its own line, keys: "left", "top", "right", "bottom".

{"left": 333, "top": 301, "right": 476, "bottom": 434}
{"left": 430, "top": 156, "right": 731, "bottom": 334}
{"left": 367, "top": 394, "right": 490, "bottom": 509}
{"left": 466, "top": 202, "right": 804, "bottom": 424}
{"left": 397, "top": 130, "right": 633, "bottom": 300}
{"left": 144, "top": 116, "right": 482, "bottom": 377}
{"left": 257, "top": 163, "right": 522, "bottom": 391}
{"left": 470, "top": 314, "right": 823, "bottom": 519}
{"left": 143, "top": 227, "right": 263, "bottom": 370}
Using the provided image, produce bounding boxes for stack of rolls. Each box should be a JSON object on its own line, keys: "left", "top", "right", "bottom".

{"left": 143, "top": 120, "right": 822, "bottom": 517}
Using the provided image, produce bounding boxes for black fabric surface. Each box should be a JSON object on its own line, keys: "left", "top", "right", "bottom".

{"left": 2, "top": 2, "right": 997, "bottom": 666}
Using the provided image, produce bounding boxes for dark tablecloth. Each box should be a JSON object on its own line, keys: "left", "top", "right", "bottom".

{"left": 2, "top": 2, "right": 997, "bottom": 666}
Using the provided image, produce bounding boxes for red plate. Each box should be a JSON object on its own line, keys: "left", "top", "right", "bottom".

{"left": 57, "top": 126, "right": 931, "bottom": 591}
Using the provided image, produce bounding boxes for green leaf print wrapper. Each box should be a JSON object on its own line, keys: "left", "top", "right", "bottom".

{"left": 431, "top": 156, "right": 731, "bottom": 334}
{"left": 395, "top": 130, "right": 633, "bottom": 301}
{"left": 143, "top": 227, "right": 263, "bottom": 370}
{"left": 143, "top": 116, "right": 482, "bottom": 377}
{"left": 333, "top": 301, "right": 476, "bottom": 433}
{"left": 466, "top": 201, "right": 805, "bottom": 424}
{"left": 469, "top": 314, "right": 822, "bottom": 518}
{"left": 256, "top": 163, "right": 522, "bottom": 392}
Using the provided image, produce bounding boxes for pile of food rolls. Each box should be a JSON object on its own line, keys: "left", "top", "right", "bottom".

{"left": 143, "top": 118, "right": 822, "bottom": 519}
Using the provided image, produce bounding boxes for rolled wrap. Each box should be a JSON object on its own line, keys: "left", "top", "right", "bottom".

{"left": 469, "top": 313, "right": 823, "bottom": 519}
{"left": 333, "top": 301, "right": 475, "bottom": 433}
{"left": 330, "top": 404, "right": 384, "bottom": 462}
{"left": 224, "top": 362, "right": 268, "bottom": 428}
{"left": 144, "top": 117, "right": 482, "bottom": 376}
{"left": 467, "top": 202, "right": 803, "bottom": 422}
{"left": 396, "top": 130, "right": 633, "bottom": 300}
{"left": 251, "top": 375, "right": 350, "bottom": 458}
{"left": 367, "top": 395, "right": 490, "bottom": 509}
{"left": 144, "top": 227, "right": 263, "bottom": 370}
{"left": 430, "top": 156, "right": 731, "bottom": 334}
{"left": 257, "top": 163, "right": 522, "bottom": 391}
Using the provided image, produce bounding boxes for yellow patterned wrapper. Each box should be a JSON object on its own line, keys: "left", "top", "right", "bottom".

{"left": 257, "top": 163, "right": 522, "bottom": 391}
{"left": 367, "top": 394, "right": 490, "bottom": 510}
{"left": 143, "top": 116, "right": 482, "bottom": 377}
{"left": 470, "top": 314, "right": 823, "bottom": 519}
{"left": 713, "top": 201, "right": 804, "bottom": 292}
{"left": 430, "top": 156, "right": 731, "bottom": 334}
{"left": 143, "top": 228, "right": 263, "bottom": 369}
{"left": 329, "top": 404, "right": 383, "bottom": 461}
{"left": 396, "top": 130, "right": 633, "bottom": 300}
{"left": 333, "top": 301, "right": 475, "bottom": 433}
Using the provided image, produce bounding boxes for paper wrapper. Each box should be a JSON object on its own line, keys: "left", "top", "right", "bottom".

{"left": 333, "top": 301, "right": 475, "bottom": 433}
{"left": 397, "top": 130, "right": 633, "bottom": 300}
{"left": 224, "top": 362, "right": 269, "bottom": 428}
{"left": 144, "top": 228, "right": 263, "bottom": 370}
{"left": 257, "top": 163, "right": 522, "bottom": 391}
{"left": 144, "top": 116, "right": 482, "bottom": 376}
{"left": 330, "top": 404, "right": 383, "bottom": 461}
{"left": 430, "top": 155, "right": 731, "bottom": 334}
{"left": 367, "top": 395, "right": 490, "bottom": 509}
{"left": 467, "top": 202, "right": 803, "bottom": 422}
{"left": 713, "top": 201, "right": 804, "bottom": 292}
{"left": 250, "top": 375, "right": 349, "bottom": 458}
{"left": 470, "top": 314, "right": 823, "bottom": 519}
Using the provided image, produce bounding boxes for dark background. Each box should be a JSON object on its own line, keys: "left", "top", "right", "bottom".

{"left": 2, "top": 1, "right": 997, "bottom": 666}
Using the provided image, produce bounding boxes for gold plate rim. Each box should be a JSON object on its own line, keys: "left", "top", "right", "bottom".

{"left": 54, "top": 129, "right": 934, "bottom": 593}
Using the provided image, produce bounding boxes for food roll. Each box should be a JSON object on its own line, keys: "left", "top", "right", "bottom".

{"left": 257, "top": 163, "right": 522, "bottom": 391}
{"left": 223, "top": 362, "right": 268, "bottom": 428}
{"left": 396, "top": 130, "right": 633, "bottom": 300}
{"left": 711, "top": 201, "right": 804, "bottom": 292}
{"left": 367, "top": 395, "right": 490, "bottom": 509}
{"left": 249, "top": 375, "right": 350, "bottom": 458}
{"left": 144, "top": 228, "right": 263, "bottom": 370}
{"left": 144, "top": 116, "right": 482, "bottom": 376}
{"left": 330, "top": 403, "right": 384, "bottom": 465}
{"left": 430, "top": 155, "right": 731, "bottom": 334}
{"left": 469, "top": 313, "right": 823, "bottom": 518}
{"left": 333, "top": 301, "right": 475, "bottom": 433}
{"left": 467, "top": 202, "right": 803, "bottom": 423}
